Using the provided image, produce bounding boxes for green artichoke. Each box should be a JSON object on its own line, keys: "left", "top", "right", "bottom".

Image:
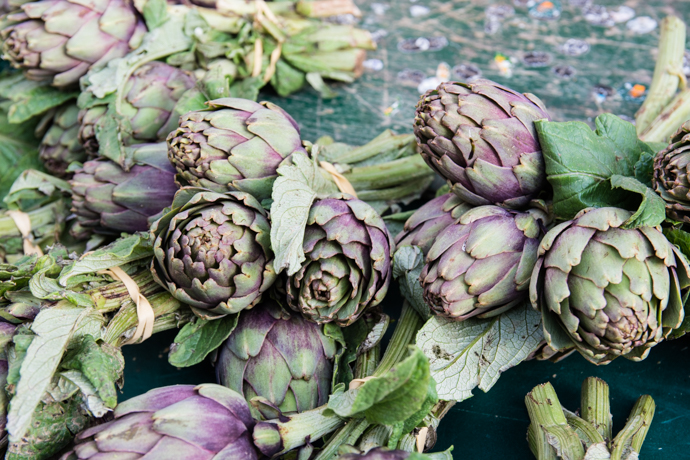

{"left": 39, "top": 103, "right": 87, "bottom": 177}
{"left": 287, "top": 196, "right": 394, "bottom": 327}
{"left": 167, "top": 98, "right": 308, "bottom": 201}
{"left": 151, "top": 187, "right": 276, "bottom": 318}
{"left": 421, "top": 205, "right": 548, "bottom": 321}
{"left": 59, "top": 384, "right": 259, "bottom": 460}
{"left": 414, "top": 79, "right": 550, "bottom": 209}
{"left": 1, "top": 0, "right": 146, "bottom": 88}
{"left": 529, "top": 207, "right": 690, "bottom": 364}
{"left": 652, "top": 121, "right": 690, "bottom": 223}
{"left": 78, "top": 62, "right": 196, "bottom": 156}
{"left": 216, "top": 300, "right": 337, "bottom": 418}
{"left": 70, "top": 143, "right": 178, "bottom": 236}
{"left": 395, "top": 193, "right": 471, "bottom": 256}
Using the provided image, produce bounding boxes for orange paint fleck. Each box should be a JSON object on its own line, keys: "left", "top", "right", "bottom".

{"left": 630, "top": 84, "right": 646, "bottom": 98}
{"left": 538, "top": 1, "right": 554, "bottom": 11}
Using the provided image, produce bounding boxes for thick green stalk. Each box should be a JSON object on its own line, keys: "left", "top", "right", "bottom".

{"left": 356, "top": 176, "right": 435, "bottom": 202}
{"left": 102, "top": 292, "right": 191, "bottom": 346}
{"left": 0, "top": 202, "right": 64, "bottom": 237}
{"left": 375, "top": 302, "right": 423, "bottom": 377}
{"left": 639, "top": 89, "right": 690, "bottom": 142}
{"left": 89, "top": 271, "right": 162, "bottom": 313}
{"left": 253, "top": 405, "right": 345, "bottom": 457}
{"left": 357, "top": 425, "right": 392, "bottom": 452}
{"left": 332, "top": 133, "right": 415, "bottom": 164}
{"left": 345, "top": 156, "right": 433, "bottom": 190}
{"left": 525, "top": 383, "right": 584, "bottom": 460}
{"left": 609, "top": 395, "right": 655, "bottom": 460}
{"left": 354, "top": 345, "right": 380, "bottom": 380}
{"left": 295, "top": 0, "right": 362, "bottom": 18}
{"left": 562, "top": 409, "right": 605, "bottom": 448}
{"left": 636, "top": 16, "right": 687, "bottom": 134}
{"left": 580, "top": 377, "right": 612, "bottom": 441}
{"left": 313, "top": 418, "right": 370, "bottom": 460}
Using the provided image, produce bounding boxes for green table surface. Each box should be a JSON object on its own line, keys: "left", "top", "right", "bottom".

{"left": 124, "top": 0, "right": 690, "bottom": 458}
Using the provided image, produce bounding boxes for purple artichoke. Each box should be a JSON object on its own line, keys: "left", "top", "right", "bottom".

{"left": 395, "top": 193, "right": 472, "bottom": 256}
{"left": 287, "top": 196, "right": 394, "bottom": 327}
{"left": 167, "top": 98, "right": 308, "bottom": 201}
{"left": 1, "top": 0, "right": 146, "bottom": 88}
{"left": 59, "top": 384, "right": 258, "bottom": 460}
{"left": 79, "top": 62, "right": 196, "bottom": 156}
{"left": 414, "top": 79, "right": 551, "bottom": 209}
{"left": 70, "top": 143, "right": 178, "bottom": 236}
{"left": 39, "top": 103, "right": 87, "bottom": 177}
{"left": 216, "top": 300, "right": 337, "bottom": 417}
{"left": 421, "top": 205, "right": 548, "bottom": 321}
{"left": 150, "top": 187, "right": 276, "bottom": 318}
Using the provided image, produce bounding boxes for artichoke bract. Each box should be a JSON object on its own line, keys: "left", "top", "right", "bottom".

{"left": 653, "top": 121, "right": 690, "bottom": 223}
{"left": 414, "top": 79, "right": 550, "bottom": 209}
{"left": 70, "top": 143, "right": 178, "bottom": 236}
{"left": 287, "top": 196, "right": 394, "bottom": 327}
{"left": 39, "top": 103, "right": 87, "bottom": 177}
{"left": 79, "top": 62, "right": 196, "bottom": 156}
{"left": 168, "top": 98, "right": 308, "bottom": 202}
{"left": 216, "top": 300, "right": 337, "bottom": 417}
{"left": 529, "top": 207, "right": 690, "bottom": 365}
{"left": 59, "top": 384, "right": 259, "bottom": 460}
{"left": 395, "top": 193, "right": 472, "bottom": 256}
{"left": 151, "top": 187, "right": 276, "bottom": 318}
{"left": 421, "top": 205, "right": 548, "bottom": 321}
{"left": 1, "top": 0, "right": 146, "bottom": 88}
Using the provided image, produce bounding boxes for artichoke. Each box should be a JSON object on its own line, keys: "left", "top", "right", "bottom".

{"left": 59, "top": 384, "right": 259, "bottom": 460}
{"left": 151, "top": 187, "right": 276, "bottom": 318}
{"left": 414, "top": 79, "right": 550, "bottom": 209}
{"left": 167, "top": 98, "right": 308, "bottom": 201}
{"left": 395, "top": 193, "right": 472, "bottom": 256}
{"left": 1, "top": 0, "right": 146, "bottom": 88}
{"left": 421, "top": 205, "right": 548, "bottom": 321}
{"left": 79, "top": 62, "right": 196, "bottom": 156}
{"left": 287, "top": 196, "right": 394, "bottom": 327}
{"left": 70, "top": 143, "right": 178, "bottom": 236}
{"left": 529, "top": 207, "right": 690, "bottom": 364}
{"left": 216, "top": 300, "right": 337, "bottom": 417}
{"left": 39, "top": 103, "right": 87, "bottom": 177}
{"left": 653, "top": 121, "right": 690, "bottom": 223}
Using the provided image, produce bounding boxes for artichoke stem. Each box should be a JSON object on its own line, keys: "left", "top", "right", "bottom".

{"left": 253, "top": 405, "right": 345, "bottom": 457}
{"left": 354, "top": 345, "right": 380, "bottom": 379}
{"left": 374, "top": 302, "right": 423, "bottom": 377}
{"left": 580, "top": 377, "right": 612, "bottom": 442}
{"left": 330, "top": 132, "right": 415, "bottom": 164}
{"left": 313, "top": 418, "right": 371, "bottom": 460}
{"left": 355, "top": 176, "right": 435, "bottom": 202}
{"left": 635, "top": 15, "right": 687, "bottom": 134}
{"left": 345, "top": 155, "right": 434, "bottom": 190}
{"left": 295, "top": 0, "right": 362, "bottom": 18}
{"left": 89, "top": 271, "right": 161, "bottom": 313}
{"left": 0, "top": 202, "right": 63, "bottom": 238}
{"left": 639, "top": 89, "right": 690, "bottom": 143}
{"left": 609, "top": 395, "right": 655, "bottom": 460}
{"left": 101, "top": 292, "right": 189, "bottom": 346}
{"left": 525, "top": 382, "right": 584, "bottom": 460}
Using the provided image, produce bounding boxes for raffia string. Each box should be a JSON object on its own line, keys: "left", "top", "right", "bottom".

{"left": 348, "top": 376, "right": 375, "bottom": 390}
{"left": 98, "top": 266, "right": 155, "bottom": 345}
{"left": 6, "top": 210, "right": 43, "bottom": 257}
{"left": 416, "top": 427, "right": 429, "bottom": 453}
{"left": 320, "top": 161, "right": 358, "bottom": 197}
{"left": 253, "top": 0, "right": 284, "bottom": 82}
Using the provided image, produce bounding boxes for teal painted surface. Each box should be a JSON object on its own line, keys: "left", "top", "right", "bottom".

{"left": 123, "top": 1, "right": 690, "bottom": 458}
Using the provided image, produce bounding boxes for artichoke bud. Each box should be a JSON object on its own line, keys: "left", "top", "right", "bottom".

{"left": 150, "top": 187, "right": 276, "bottom": 318}
{"left": 78, "top": 62, "right": 197, "bottom": 157}
{"left": 414, "top": 79, "right": 551, "bottom": 210}
{"left": 421, "top": 205, "right": 548, "bottom": 321}
{"left": 70, "top": 143, "right": 178, "bottom": 237}
{"left": 530, "top": 207, "right": 690, "bottom": 365}
{"left": 39, "top": 103, "right": 87, "bottom": 178}
{"left": 216, "top": 300, "right": 338, "bottom": 419}
{"left": 653, "top": 121, "right": 690, "bottom": 223}
{"left": 168, "top": 97, "right": 308, "bottom": 202}
{"left": 59, "top": 384, "right": 259, "bottom": 460}
{"left": 287, "top": 196, "right": 394, "bottom": 327}
{"left": 1, "top": 0, "right": 146, "bottom": 88}
{"left": 395, "top": 193, "right": 473, "bottom": 256}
